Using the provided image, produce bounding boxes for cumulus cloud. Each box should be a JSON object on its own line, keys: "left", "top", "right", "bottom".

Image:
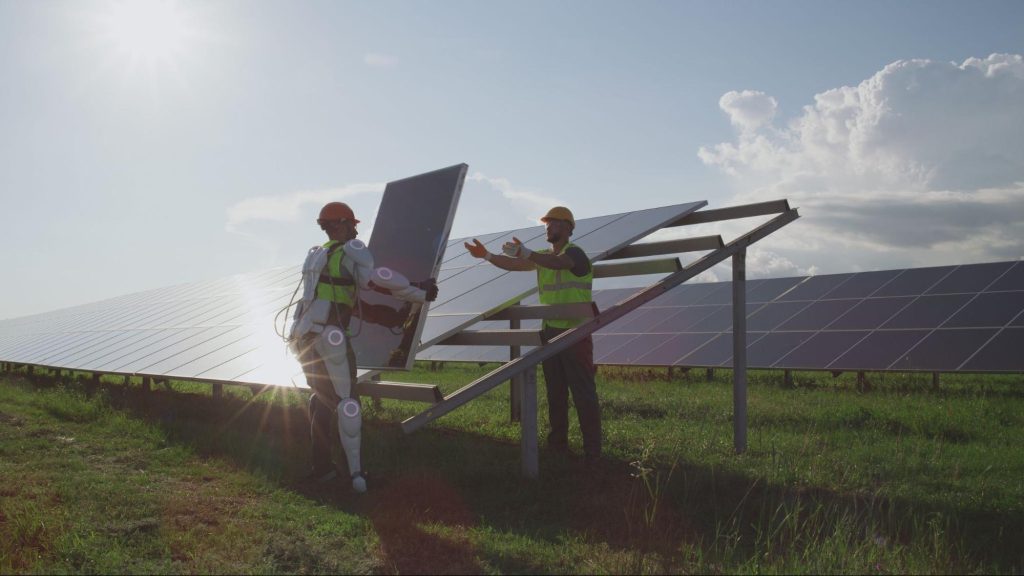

{"left": 719, "top": 90, "right": 778, "bottom": 132}
{"left": 698, "top": 53, "right": 1024, "bottom": 273}
{"left": 363, "top": 52, "right": 398, "bottom": 68}
{"left": 225, "top": 183, "right": 383, "bottom": 234}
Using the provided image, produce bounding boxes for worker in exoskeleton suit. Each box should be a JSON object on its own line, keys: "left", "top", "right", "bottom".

{"left": 288, "top": 202, "right": 438, "bottom": 493}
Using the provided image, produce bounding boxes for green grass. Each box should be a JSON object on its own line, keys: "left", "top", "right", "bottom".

{"left": 1, "top": 364, "right": 1023, "bottom": 573}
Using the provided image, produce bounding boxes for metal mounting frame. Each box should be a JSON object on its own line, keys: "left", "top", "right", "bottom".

{"left": 399, "top": 200, "right": 799, "bottom": 478}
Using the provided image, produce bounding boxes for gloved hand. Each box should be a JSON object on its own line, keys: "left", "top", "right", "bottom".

{"left": 501, "top": 236, "right": 532, "bottom": 259}
{"left": 413, "top": 278, "right": 439, "bottom": 302}
{"left": 464, "top": 239, "right": 490, "bottom": 259}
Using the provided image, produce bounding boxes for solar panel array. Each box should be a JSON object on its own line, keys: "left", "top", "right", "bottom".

{"left": 419, "top": 260, "right": 1024, "bottom": 373}
{"left": 0, "top": 201, "right": 706, "bottom": 387}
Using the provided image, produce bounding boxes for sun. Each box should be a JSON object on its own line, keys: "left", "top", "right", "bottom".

{"left": 93, "top": 0, "right": 198, "bottom": 67}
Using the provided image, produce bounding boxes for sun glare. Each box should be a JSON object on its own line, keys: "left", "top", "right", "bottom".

{"left": 94, "top": 0, "right": 197, "bottom": 66}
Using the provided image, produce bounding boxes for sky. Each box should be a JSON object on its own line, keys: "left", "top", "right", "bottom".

{"left": 1, "top": 0, "right": 1022, "bottom": 320}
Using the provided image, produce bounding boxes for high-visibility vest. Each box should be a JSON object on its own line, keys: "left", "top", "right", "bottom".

{"left": 536, "top": 242, "right": 593, "bottom": 329}
{"left": 316, "top": 240, "right": 356, "bottom": 306}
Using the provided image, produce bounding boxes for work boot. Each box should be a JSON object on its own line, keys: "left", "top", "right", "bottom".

{"left": 351, "top": 471, "right": 368, "bottom": 493}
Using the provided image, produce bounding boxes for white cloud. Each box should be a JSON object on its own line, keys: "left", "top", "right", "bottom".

{"left": 363, "top": 52, "right": 398, "bottom": 68}
{"left": 462, "top": 172, "right": 566, "bottom": 227}
{"left": 698, "top": 53, "right": 1024, "bottom": 274}
{"left": 224, "top": 183, "right": 383, "bottom": 234}
{"left": 718, "top": 90, "right": 778, "bottom": 132}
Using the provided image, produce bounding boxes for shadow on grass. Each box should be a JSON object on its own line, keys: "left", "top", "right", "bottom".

{"left": 13, "top": 374, "right": 1024, "bottom": 573}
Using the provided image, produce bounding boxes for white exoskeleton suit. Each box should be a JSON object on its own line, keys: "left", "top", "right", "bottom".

{"left": 288, "top": 238, "right": 427, "bottom": 493}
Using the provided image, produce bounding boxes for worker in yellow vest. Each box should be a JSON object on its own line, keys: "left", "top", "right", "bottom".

{"left": 464, "top": 206, "right": 601, "bottom": 464}
{"left": 288, "top": 202, "right": 438, "bottom": 492}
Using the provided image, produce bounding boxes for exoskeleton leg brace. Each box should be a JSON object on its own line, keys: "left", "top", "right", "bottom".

{"left": 313, "top": 325, "right": 367, "bottom": 493}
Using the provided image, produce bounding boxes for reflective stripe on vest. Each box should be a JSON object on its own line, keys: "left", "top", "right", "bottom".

{"left": 536, "top": 242, "right": 593, "bottom": 329}
{"left": 316, "top": 241, "right": 356, "bottom": 306}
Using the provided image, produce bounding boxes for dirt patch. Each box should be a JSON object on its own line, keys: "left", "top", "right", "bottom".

{"left": 0, "top": 411, "right": 25, "bottom": 427}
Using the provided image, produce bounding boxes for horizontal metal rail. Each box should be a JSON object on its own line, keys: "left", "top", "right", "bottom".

{"left": 402, "top": 208, "right": 800, "bottom": 434}
{"left": 592, "top": 257, "right": 681, "bottom": 278}
{"left": 439, "top": 329, "right": 545, "bottom": 347}
{"left": 669, "top": 199, "right": 790, "bottom": 226}
{"left": 604, "top": 236, "right": 724, "bottom": 260}
{"left": 486, "top": 302, "right": 598, "bottom": 321}
{"left": 354, "top": 380, "right": 442, "bottom": 403}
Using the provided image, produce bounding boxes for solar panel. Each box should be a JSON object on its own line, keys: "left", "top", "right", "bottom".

{"left": 880, "top": 294, "right": 974, "bottom": 330}
{"left": 821, "top": 269, "right": 901, "bottom": 300}
{"left": 987, "top": 261, "right": 1024, "bottom": 292}
{"left": 890, "top": 329, "right": 1000, "bottom": 371}
{"left": 925, "top": 261, "right": 1014, "bottom": 295}
{"left": 827, "top": 297, "right": 913, "bottom": 330}
{"left": 775, "top": 299, "right": 858, "bottom": 331}
{"left": 633, "top": 332, "right": 717, "bottom": 366}
{"left": 943, "top": 292, "right": 1024, "bottom": 328}
{"left": 745, "top": 331, "right": 814, "bottom": 367}
{"left": 776, "top": 274, "right": 854, "bottom": 302}
{"left": 828, "top": 330, "right": 929, "bottom": 371}
{"left": 873, "top": 266, "right": 955, "bottom": 297}
{"left": 961, "top": 328, "right": 1024, "bottom": 371}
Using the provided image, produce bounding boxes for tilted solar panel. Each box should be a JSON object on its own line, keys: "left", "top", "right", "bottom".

{"left": 418, "top": 260, "right": 1024, "bottom": 374}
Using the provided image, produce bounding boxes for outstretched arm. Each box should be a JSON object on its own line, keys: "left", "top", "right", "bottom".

{"left": 464, "top": 238, "right": 535, "bottom": 271}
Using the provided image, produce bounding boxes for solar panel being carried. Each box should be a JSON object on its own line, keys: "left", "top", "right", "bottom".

{"left": 421, "top": 260, "right": 1024, "bottom": 373}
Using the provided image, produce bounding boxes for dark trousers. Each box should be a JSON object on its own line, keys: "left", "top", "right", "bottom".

{"left": 541, "top": 327, "right": 602, "bottom": 457}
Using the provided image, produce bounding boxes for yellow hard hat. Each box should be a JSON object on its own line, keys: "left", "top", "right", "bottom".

{"left": 540, "top": 206, "right": 575, "bottom": 229}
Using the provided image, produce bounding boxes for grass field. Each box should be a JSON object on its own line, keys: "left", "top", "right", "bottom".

{"left": 1, "top": 363, "right": 1022, "bottom": 573}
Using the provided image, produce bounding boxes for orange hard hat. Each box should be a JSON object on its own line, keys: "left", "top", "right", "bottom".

{"left": 540, "top": 206, "right": 575, "bottom": 229}
{"left": 318, "top": 202, "right": 360, "bottom": 224}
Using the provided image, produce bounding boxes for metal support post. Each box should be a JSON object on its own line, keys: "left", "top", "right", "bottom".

{"left": 706, "top": 368, "right": 714, "bottom": 382}
{"left": 142, "top": 376, "right": 151, "bottom": 393}
{"left": 932, "top": 372, "right": 940, "bottom": 390}
{"left": 784, "top": 369, "right": 793, "bottom": 388}
{"left": 509, "top": 303, "right": 522, "bottom": 422}
{"left": 520, "top": 366, "right": 538, "bottom": 479}
{"left": 212, "top": 382, "right": 223, "bottom": 399}
{"left": 732, "top": 249, "right": 748, "bottom": 454}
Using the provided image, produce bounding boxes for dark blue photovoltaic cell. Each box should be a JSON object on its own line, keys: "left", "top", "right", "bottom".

{"left": 633, "top": 333, "right": 717, "bottom": 366}
{"left": 647, "top": 306, "right": 720, "bottom": 333}
{"left": 600, "top": 307, "right": 675, "bottom": 335}
{"left": 776, "top": 299, "right": 859, "bottom": 331}
{"left": 676, "top": 333, "right": 734, "bottom": 366}
{"left": 829, "top": 330, "right": 929, "bottom": 370}
{"left": 828, "top": 297, "right": 914, "bottom": 330}
{"left": 592, "top": 334, "right": 642, "bottom": 363}
{"left": 601, "top": 333, "right": 682, "bottom": 365}
{"left": 692, "top": 283, "right": 735, "bottom": 305}
{"left": 655, "top": 282, "right": 727, "bottom": 306}
{"left": 944, "top": 292, "right": 1024, "bottom": 328}
{"left": 744, "top": 332, "right": 813, "bottom": 367}
{"left": 775, "top": 331, "right": 866, "bottom": 369}
{"left": 986, "top": 261, "right": 1024, "bottom": 292}
{"left": 961, "top": 328, "right": 1024, "bottom": 371}
{"left": 890, "top": 329, "right": 999, "bottom": 371}
{"left": 821, "top": 270, "right": 902, "bottom": 299}
{"left": 1013, "top": 312, "right": 1024, "bottom": 327}
{"left": 881, "top": 294, "right": 973, "bottom": 329}
{"left": 925, "top": 262, "right": 1014, "bottom": 295}
{"left": 747, "top": 277, "right": 807, "bottom": 303}
{"left": 873, "top": 266, "right": 955, "bottom": 297}
{"left": 776, "top": 274, "right": 854, "bottom": 302}
{"left": 686, "top": 305, "right": 733, "bottom": 332}
{"left": 746, "top": 301, "right": 812, "bottom": 331}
